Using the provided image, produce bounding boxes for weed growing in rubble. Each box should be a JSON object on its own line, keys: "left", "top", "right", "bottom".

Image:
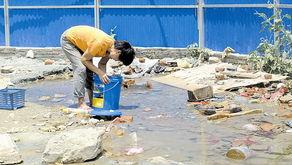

{"left": 187, "top": 43, "right": 211, "bottom": 62}
{"left": 248, "top": 4, "right": 292, "bottom": 76}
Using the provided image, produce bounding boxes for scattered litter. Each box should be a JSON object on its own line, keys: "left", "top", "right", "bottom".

{"left": 285, "top": 120, "right": 292, "bottom": 128}
{"left": 139, "top": 58, "right": 145, "bottom": 63}
{"left": 66, "top": 121, "right": 74, "bottom": 126}
{"left": 68, "top": 113, "right": 76, "bottom": 118}
{"left": 116, "top": 129, "right": 125, "bottom": 136}
{"left": 226, "top": 65, "right": 237, "bottom": 71}
{"left": 52, "top": 98, "right": 63, "bottom": 102}
{"left": 243, "top": 124, "right": 259, "bottom": 131}
{"left": 57, "top": 125, "right": 66, "bottom": 130}
{"left": 62, "top": 107, "right": 89, "bottom": 115}
{"left": 43, "top": 112, "right": 52, "bottom": 118}
{"left": 226, "top": 146, "right": 251, "bottom": 160}
{"left": 44, "top": 59, "right": 54, "bottom": 65}
{"left": 149, "top": 114, "right": 167, "bottom": 119}
{"left": 125, "top": 147, "right": 144, "bottom": 156}
{"left": 215, "top": 67, "right": 225, "bottom": 72}
{"left": 119, "top": 116, "right": 133, "bottom": 123}
{"left": 260, "top": 123, "right": 275, "bottom": 132}
{"left": 122, "top": 80, "right": 135, "bottom": 88}
{"left": 276, "top": 112, "right": 292, "bottom": 118}
{"left": 215, "top": 73, "right": 225, "bottom": 80}
{"left": 207, "top": 109, "right": 263, "bottom": 120}
{"left": 177, "top": 59, "right": 192, "bottom": 68}
{"left": 51, "top": 121, "right": 66, "bottom": 127}
{"left": 6, "top": 128, "right": 24, "bottom": 134}
{"left": 143, "top": 107, "right": 152, "bottom": 111}
{"left": 32, "top": 123, "right": 46, "bottom": 126}
{"left": 26, "top": 50, "right": 34, "bottom": 59}
{"left": 38, "top": 96, "right": 52, "bottom": 101}
{"left": 154, "top": 65, "right": 166, "bottom": 73}
{"left": 123, "top": 66, "right": 133, "bottom": 75}
{"left": 89, "top": 118, "right": 99, "bottom": 125}
{"left": 264, "top": 74, "right": 272, "bottom": 79}
{"left": 231, "top": 137, "right": 256, "bottom": 146}
{"left": 288, "top": 101, "right": 292, "bottom": 107}
{"left": 13, "top": 137, "right": 20, "bottom": 143}
{"left": 209, "top": 57, "right": 220, "bottom": 63}
{"left": 80, "top": 119, "right": 88, "bottom": 125}
{"left": 146, "top": 80, "right": 154, "bottom": 88}
{"left": 39, "top": 126, "right": 56, "bottom": 132}
{"left": 279, "top": 94, "right": 292, "bottom": 103}
{"left": 1, "top": 66, "right": 14, "bottom": 74}
{"left": 54, "top": 94, "right": 66, "bottom": 98}
{"left": 164, "top": 67, "right": 181, "bottom": 72}
{"left": 249, "top": 99, "right": 260, "bottom": 104}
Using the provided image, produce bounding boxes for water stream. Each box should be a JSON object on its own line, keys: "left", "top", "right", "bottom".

{"left": 19, "top": 78, "right": 292, "bottom": 165}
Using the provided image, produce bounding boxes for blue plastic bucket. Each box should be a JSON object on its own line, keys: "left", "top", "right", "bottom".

{"left": 90, "top": 75, "right": 123, "bottom": 116}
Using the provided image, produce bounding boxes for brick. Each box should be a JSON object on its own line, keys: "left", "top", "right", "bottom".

{"left": 215, "top": 67, "right": 225, "bottom": 72}
{"left": 260, "top": 123, "right": 274, "bottom": 131}
{"left": 139, "top": 58, "right": 145, "bottom": 63}
{"left": 119, "top": 116, "right": 133, "bottom": 123}
{"left": 44, "top": 59, "right": 54, "bottom": 65}
{"left": 146, "top": 80, "right": 154, "bottom": 88}
{"left": 264, "top": 74, "right": 272, "bottom": 79}
{"left": 215, "top": 73, "right": 225, "bottom": 80}
{"left": 123, "top": 67, "right": 133, "bottom": 75}
{"left": 240, "top": 65, "right": 249, "bottom": 71}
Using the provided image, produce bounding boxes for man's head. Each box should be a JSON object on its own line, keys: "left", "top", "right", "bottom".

{"left": 108, "top": 40, "right": 135, "bottom": 66}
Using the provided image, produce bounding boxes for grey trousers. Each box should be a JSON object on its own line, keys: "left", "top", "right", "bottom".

{"left": 60, "top": 31, "right": 93, "bottom": 98}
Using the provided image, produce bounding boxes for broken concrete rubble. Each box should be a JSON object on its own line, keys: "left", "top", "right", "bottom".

{"left": 42, "top": 127, "right": 105, "bottom": 164}
{"left": 152, "top": 63, "right": 287, "bottom": 93}
{"left": 0, "top": 56, "right": 71, "bottom": 86}
{"left": 187, "top": 85, "right": 213, "bottom": 101}
{"left": 0, "top": 134, "right": 22, "bottom": 165}
{"left": 279, "top": 94, "right": 292, "bottom": 103}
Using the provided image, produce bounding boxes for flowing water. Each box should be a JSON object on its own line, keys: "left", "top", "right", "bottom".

{"left": 19, "top": 78, "right": 292, "bottom": 165}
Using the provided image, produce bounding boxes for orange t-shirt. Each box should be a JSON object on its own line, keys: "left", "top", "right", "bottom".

{"left": 66, "top": 25, "right": 114, "bottom": 57}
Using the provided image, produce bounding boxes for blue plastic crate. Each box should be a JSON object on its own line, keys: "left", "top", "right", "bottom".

{"left": 0, "top": 88, "right": 26, "bottom": 110}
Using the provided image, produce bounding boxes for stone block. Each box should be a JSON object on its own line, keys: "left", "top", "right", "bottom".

{"left": 187, "top": 85, "right": 213, "bottom": 101}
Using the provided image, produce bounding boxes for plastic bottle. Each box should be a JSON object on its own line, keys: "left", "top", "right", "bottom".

{"left": 62, "top": 108, "right": 89, "bottom": 115}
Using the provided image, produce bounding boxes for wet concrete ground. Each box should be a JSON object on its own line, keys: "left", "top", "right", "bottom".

{"left": 12, "top": 78, "right": 292, "bottom": 164}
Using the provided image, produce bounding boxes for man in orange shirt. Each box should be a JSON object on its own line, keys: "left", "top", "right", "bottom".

{"left": 60, "top": 25, "right": 135, "bottom": 110}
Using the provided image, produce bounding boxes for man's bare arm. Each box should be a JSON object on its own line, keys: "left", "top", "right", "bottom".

{"left": 80, "top": 49, "right": 110, "bottom": 83}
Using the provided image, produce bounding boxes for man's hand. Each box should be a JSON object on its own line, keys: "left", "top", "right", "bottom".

{"left": 99, "top": 74, "right": 110, "bottom": 84}
{"left": 81, "top": 49, "right": 111, "bottom": 84}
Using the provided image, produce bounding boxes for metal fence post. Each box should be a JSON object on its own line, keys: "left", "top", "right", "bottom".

{"left": 4, "top": 0, "right": 10, "bottom": 46}
{"left": 198, "top": 0, "right": 204, "bottom": 48}
{"left": 95, "top": 0, "right": 100, "bottom": 28}
{"left": 274, "top": 0, "right": 280, "bottom": 56}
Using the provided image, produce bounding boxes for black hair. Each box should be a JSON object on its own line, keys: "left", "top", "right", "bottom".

{"left": 114, "top": 40, "right": 135, "bottom": 66}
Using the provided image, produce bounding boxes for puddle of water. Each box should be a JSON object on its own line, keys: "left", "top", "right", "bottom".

{"left": 20, "top": 79, "right": 292, "bottom": 164}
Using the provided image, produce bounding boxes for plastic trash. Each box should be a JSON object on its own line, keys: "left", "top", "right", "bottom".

{"left": 285, "top": 120, "right": 292, "bottom": 128}
{"left": 125, "top": 147, "right": 144, "bottom": 156}
{"left": 62, "top": 108, "right": 89, "bottom": 115}
{"left": 226, "top": 146, "right": 251, "bottom": 160}
{"left": 154, "top": 65, "right": 166, "bottom": 73}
